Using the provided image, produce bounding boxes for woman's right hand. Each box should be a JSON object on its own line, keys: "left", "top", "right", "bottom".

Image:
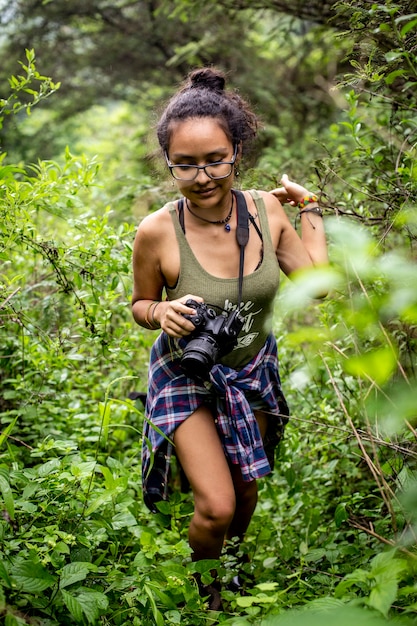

{"left": 156, "top": 294, "right": 204, "bottom": 338}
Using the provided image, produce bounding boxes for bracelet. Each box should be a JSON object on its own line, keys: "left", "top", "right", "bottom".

{"left": 297, "top": 194, "right": 318, "bottom": 208}
{"left": 294, "top": 206, "right": 323, "bottom": 230}
{"left": 150, "top": 301, "right": 162, "bottom": 329}
{"left": 299, "top": 206, "right": 323, "bottom": 217}
{"left": 144, "top": 300, "right": 159, "bottom": 329}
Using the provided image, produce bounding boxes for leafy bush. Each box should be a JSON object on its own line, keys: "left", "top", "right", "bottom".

{"left": 1, "top": 34, "right": 416, "bottom": 626}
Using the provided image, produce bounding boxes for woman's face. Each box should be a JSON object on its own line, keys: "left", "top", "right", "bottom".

{"left": 166, "top": 117, "right": 238, "bottom": 209}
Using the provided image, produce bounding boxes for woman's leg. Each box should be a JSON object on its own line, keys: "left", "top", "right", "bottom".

{"left": 226, "top": 466, "right": 258, "bottom": 541}
{"left": 175, "top": 408, "right": 269, "bottom": 557}
{"left": 174, "top": 405, "right": 236, "bottom": 561}
{"left": 226, "top": 410, "right": 269, "bottom": 541}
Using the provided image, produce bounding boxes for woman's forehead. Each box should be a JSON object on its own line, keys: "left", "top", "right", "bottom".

{"left": 168, "top": 117, "right": 232, "bottom": 155}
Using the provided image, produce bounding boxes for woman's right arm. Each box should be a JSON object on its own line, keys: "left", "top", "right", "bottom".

{"left": 131, "top": 214, "right": 202, "bottom": 337}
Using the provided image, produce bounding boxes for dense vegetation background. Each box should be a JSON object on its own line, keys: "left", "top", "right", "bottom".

{"left": 0, "top": 1, "right": 416, "bottom": 624}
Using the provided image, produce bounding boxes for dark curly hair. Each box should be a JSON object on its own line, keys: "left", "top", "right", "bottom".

{"left": 157, "top": 67, "right": 259, "bottom": 156}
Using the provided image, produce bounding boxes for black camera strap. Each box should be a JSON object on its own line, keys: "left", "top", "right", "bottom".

{"left": 233, "top": 189, "right": 249, "bottom": 311}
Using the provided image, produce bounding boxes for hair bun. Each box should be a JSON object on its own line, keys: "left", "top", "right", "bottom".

{"left": 189, "top": 68, "right": 225, "bottom": 92}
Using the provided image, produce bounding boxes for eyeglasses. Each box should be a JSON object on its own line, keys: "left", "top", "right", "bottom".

{"left": 165, "top": 145, "right": 238, "bottom": 181}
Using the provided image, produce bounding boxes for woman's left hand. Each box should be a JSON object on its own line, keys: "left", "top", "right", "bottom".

{"left": 270, "top": 174, "right": 314, "bottom": 207}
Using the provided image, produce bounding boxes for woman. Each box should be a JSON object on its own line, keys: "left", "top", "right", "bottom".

{"left": 131, "top": 67, "right": 328, "bottom": 609}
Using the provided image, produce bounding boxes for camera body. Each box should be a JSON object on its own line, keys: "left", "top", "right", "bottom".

{"left": 181, "top": 299, "right": 244, "bottom": 381}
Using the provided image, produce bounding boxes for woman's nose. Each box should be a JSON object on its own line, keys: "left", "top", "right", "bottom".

{"left": 195, "top": 167, "right": 211, "bottom": 182}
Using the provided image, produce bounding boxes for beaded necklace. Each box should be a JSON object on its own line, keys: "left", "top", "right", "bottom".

{"left": 185, "top": 192, "right": 234, "bottom": 232}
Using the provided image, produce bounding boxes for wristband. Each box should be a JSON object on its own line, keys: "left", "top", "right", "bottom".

{"left": 150, "top": 301, "right": 162, "bottom": 328}
{"left": 297, "top": 194, "right": 318, "bottom": 209}
{"left": 294, "top": 205, "right": 323, "bottom": 230}
{"left": 299, "top": 206, "right": 323, "bottom": 217}
{"left": 144, "top": 300, "right": 159, "bottom": 329}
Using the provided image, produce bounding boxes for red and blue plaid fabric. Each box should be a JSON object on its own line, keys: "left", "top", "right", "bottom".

{"left": 142, "top": 332, "right": 289, "bottom": 511}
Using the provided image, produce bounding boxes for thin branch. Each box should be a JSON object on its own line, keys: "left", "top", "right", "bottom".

{"left": 288, "top": 414, "right": 417, "bottom": 459}
{"left": 320, "top": 353, "right": 399, "bottom": 530}
{"left": 348, "top": 519, "right": 417, "bottom": 559}
{"left": 0, "top": 433, "right": 33, "bottom": 450}
{"left": 0, "top": 288, "right": 21, "bottom": 310}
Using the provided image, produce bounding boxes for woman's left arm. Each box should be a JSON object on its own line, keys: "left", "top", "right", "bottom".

{"left": 269, "top": 174, "right": 328, "bottom": 272}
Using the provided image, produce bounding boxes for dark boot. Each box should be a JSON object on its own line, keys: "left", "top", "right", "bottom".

{"left": 195, "top": 574, "right": 223, "bottom": 611}
{"left": 227, "top": 573, "right": 243, "bottom": 593}
{"left": 224, "top": 546, "right": 254, "bottom": 594}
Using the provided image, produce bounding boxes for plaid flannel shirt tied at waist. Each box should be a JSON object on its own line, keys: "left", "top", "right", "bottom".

{"left": 142, "top": 332, "right": 288, "bottom": 509}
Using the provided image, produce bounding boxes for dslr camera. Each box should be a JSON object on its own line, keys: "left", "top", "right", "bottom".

{"left": 181, "top": 298, "right": 244, "bottom": 381}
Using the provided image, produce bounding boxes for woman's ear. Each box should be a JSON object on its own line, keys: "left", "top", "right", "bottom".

{"left": 234, "top": 142, "right": 243, "bottom": 176}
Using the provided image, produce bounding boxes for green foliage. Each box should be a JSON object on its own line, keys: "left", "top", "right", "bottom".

{"left": 0, "top": 3, "right": 347, "bottom": 174}
{"left": 264, "top": 217, "right": 417, "bottom": 622}
{"left": 310, "top": 1, "right": 417, "bottom": 242}
{"left": 334, "top": 550, "right": 409, "bottom": 617}
{"left": 0, "top": 48, "right": 60, "bottom": 130}
{"left": 1, "top": 5, "right": 417, "bottom": 624}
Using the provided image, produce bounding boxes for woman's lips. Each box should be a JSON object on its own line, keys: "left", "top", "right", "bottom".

{"left": 195, "top": 187, "right": 216, "bottom": 197}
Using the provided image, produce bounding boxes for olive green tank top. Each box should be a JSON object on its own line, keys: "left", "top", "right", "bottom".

{"left": 166, "top": 190, "right": 280, "bottom": 368}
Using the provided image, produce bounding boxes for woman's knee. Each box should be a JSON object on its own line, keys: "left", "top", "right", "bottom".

{"left": 194, "top": 494, "right": 236, "bottom": 534}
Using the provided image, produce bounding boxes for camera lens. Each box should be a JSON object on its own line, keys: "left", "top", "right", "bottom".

{"left": 181, "top": 334, "right": 220, "bottom": 381}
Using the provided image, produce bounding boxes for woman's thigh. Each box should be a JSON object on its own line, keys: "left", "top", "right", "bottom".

{"left": 173, "top": 405, "right": 235, "bottom": 510}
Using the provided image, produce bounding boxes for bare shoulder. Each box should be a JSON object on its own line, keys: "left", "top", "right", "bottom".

{"left": 132, "top": 203, "right": 177, "bottom": 275}
{"left": 132, "top": 200, "right": 181, "bottom": 296}
{"left": 136, "top": 202, "right": 174, "bottom": 239}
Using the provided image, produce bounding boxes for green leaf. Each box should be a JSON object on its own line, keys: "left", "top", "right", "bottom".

{"left": 36, "top": 458, "right": 61, "bottom": 477}
{"left": 144, "top": 584, "right": 165, "bottom": 626}
{"left": 12, "top": 560, "right": 56, "bottom": 593}
{"left": 59, "top": 562, "right": 97, "bottom": 589}
{"left": 0, "top": 475, "right": 15, "bottom": 521}
{"left": 263, "top": 605, "right": 390, "bottom": 625}
{"left": 191, "top": 559, "right": 221, "bottom": 578}
{"left": 25, "top": 48, "right": 35, "bottom": 63}
{"left": 334, "top": 502, "right": 349, "bottom": 528}
{"left": 384, "top": 51, "right": 403, "bottom": 62}
{"left": 236, "top": 595, "right": 256, "bottom": 607}
{"left": 5, "top": 613, "right": 28, "bottom": 626}
{"left": 343, "top": 346, "right": 397, "bottom": 385}
{"left": 367, "top": 579, "right": 398, "bottom": 617}
{"left": 147, "top": 583, "right": 178, "bottom": 610}
{"left": 369, "top": 551, "right": 408, "bottom": 582}
{"left": 385, "top": 69, "right": 406, "bottom": 85}
{"left": 0, "top": 560, "right": 12, "bottom": 588}
{"left": 400, "top": 16, "right": 417, "bottom": 36}
{"left": 84, "top": 491, "right": 114, "bottom": 516}
{"left": 256, "top": 582, "right": 279, "bottom": 591}
{"left": 61, "top": 589, "right": 83, "bottom": 622}
{"left": 111, "top": 511, "right": 138, "bottom": 529}
{"left": 394, "top": 12, "right": 417, "bottom": 34}
{"left": 335, "top": 569, "right": 368, "bottom": 597}
{"left": 0, "top": 417, "right": 18, "bottom": 450}
{"left": 70, "top": 461, "right": 96, "bottom": 478}
{"left": 304, "top": 548, "right": 326, "bottom": 563}
{"left": 155, "top": 500, "right": 171, "bottom": 515}
{"left": 61, "top": 589, "right": 108, "bottom": 624}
